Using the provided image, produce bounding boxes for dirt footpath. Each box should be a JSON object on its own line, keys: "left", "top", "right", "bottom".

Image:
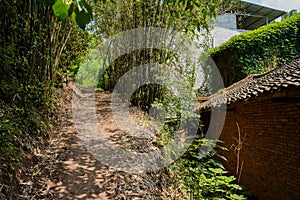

{"left": 17, "top": 84, "right": 173, "bottom": 200}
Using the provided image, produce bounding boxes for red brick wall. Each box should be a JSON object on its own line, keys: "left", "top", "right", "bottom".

{"left": 201, "top": 87, "right": 300, "bottom": 199}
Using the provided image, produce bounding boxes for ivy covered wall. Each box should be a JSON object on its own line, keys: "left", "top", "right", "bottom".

{"left": 209, "top": 13, "right": 300, "bottom": 87}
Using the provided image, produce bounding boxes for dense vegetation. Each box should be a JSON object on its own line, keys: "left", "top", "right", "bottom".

{"left": 170, "top": 139, "right": 246, "bottom": 199}
{"left": 0, "top": 0, "right": 89, "bottom": 193}
{"left": 73, "top": 0, "right": 224, "bottom": 113}
{"left": 209, "top": 13, "right": 300, "bottom": 86}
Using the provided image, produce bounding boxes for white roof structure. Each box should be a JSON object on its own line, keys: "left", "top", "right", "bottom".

{"left": 238, "top": 0, "right": 287, "bottom": 30}
{"left": 211, "top": 1, "right": 286, "bottom": 47}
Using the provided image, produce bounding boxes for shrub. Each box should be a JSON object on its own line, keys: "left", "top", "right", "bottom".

{"left": 169, "top": 138, "right": 246, "bottom": 200}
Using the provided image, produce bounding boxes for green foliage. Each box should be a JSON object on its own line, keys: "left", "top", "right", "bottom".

{"left": 0, "top": 104, "right": 49, "bottom": 174}
{"left": 73, "top": 0, "right": 240, "bottom": 110}
{"left": 52, "top": 0, "right": 71, "bottom": 20}
{"left": 281, "top": 9, "right": 298, "bottom": 20}
{"left": 0, "top": 106, "right": 22, "bottom": 175}
{"left": 90, "top": 0, "right": 223, "bottom": 92}
{"left": 49, "top": 0, "right": 106, "bottom": 29}
{"left": 75, "top": 56, "right": 105, "bottom": 87}
{"left": 154, "top": 124, "right": 176, "bottom": 147}
{"left": 209, "top": 13, "right": 300, "bottom": 85}
{"left": 170, "top": 138, "right": 246, "bottom": 200}
{"left": 0, "top": 0, "right": 89, "bottom": 190}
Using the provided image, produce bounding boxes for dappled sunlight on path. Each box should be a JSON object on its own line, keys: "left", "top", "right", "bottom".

{"left": 17, "top": 86, "right": 171, "bottom": 200}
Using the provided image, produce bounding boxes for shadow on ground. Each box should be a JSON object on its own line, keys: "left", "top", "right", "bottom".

{"left": 17, "top": 90, "right": 171, "bottom": 200}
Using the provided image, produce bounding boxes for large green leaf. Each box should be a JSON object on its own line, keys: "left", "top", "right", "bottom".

{"left": 74, "top": 8, "right": 91, "bottom": 30}
{"left": 52, "top": 0, "right": 70, "bottom": 20}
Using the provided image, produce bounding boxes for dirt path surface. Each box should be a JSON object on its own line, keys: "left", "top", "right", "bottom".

{"left": 16, "top": 84, "right": 173, "bottom": 200}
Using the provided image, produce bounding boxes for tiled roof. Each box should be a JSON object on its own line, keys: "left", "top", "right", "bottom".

{"left": 199, "top": 57, "right": 300, "bottom": 110}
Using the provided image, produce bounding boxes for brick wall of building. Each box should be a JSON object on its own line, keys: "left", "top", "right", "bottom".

{"left": 201, "top": 87, "right": 300, "bottom": 199}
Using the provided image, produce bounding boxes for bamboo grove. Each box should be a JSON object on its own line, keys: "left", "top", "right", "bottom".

{"left": 0, "top": 0, "right": 89, "bottom": 190}
{"left": 88, "top": 0, "right": 224, "bottom": 110}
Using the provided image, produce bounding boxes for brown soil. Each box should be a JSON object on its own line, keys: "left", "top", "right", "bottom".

{"left": 15, "top": 83, "right": 175, "bottom": 200}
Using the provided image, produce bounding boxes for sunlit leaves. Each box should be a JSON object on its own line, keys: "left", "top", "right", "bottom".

{"left": 52, "top": 0, "right": 70, "bottom": 20}
{"left": 50, "top": 0, "right": 103, "bottom": 29}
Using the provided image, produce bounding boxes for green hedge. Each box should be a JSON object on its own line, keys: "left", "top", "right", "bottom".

{"left": 209, "top": 13, "right": 300, "bottom": 86}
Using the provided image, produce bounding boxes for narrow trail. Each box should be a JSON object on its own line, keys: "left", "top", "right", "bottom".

{"left": 17, "top": 84, "right": 174, "bottom": 200}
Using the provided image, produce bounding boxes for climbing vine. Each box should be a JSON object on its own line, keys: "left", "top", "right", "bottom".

{"left": 209, "top": 13, "right": 300, "bottom": 85}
